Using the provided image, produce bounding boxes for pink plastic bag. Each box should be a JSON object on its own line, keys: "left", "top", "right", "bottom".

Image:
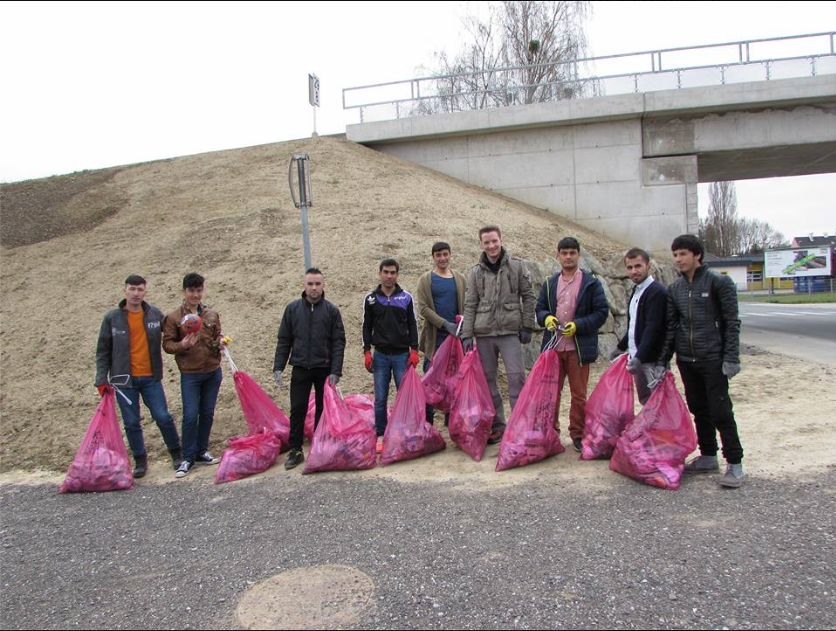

{"left": 581, "top": 354, "right": 635, "bottom": 460}
{"left": 59, "top": 391, "right": 133, "bottom": 493}
{"left": 609, "top": 372, "right": 698, "bottom": 490}
{"left": 448, "top": 346, "right": 495, "bottom": 462}
{"left": 214, "top": 429, "right": 284, "bottom": 484}
{"left": 496, "top": 350, "right": 565, "bottom": 471}
{"left": 381, "top": 366, "right": 446, "bottom": 466}
{"left": 233, "top": 371, "right": 290, "bottom": 450}
{"left": 303, "top": 382, "right": 377, "bottom": 473}
{"left": 422, "top": 334, "right": 465, "bottom": 411}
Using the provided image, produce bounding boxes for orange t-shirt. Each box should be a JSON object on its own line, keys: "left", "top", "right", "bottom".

{"left": 127, "top": 310, "right": 153, "bottom": 377}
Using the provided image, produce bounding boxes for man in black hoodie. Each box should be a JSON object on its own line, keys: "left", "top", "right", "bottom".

{"left": 274, "top": 268, "right": 346, "bottom": 470}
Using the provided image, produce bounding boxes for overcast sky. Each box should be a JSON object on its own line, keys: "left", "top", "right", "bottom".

{"left": 2, "top": 1, "right": 834, "bottom": 238}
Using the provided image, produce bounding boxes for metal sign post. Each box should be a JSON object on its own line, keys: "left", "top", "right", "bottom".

{"left": 289, "top": 154, "right": 313, "bottom": 271}
{"left": 308, "top": 73, "right": 320, "bottom": 137}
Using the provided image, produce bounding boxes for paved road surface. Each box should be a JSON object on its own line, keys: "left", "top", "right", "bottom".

{"left": 739, "top": 302, "right": 836, "bottom": 366}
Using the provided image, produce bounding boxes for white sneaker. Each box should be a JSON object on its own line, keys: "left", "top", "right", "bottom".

{"left": 175, "top": 460, "right": 194, "bottom": 478}
{"left": 194, "top": 451, "right": 220, "bottom": 465}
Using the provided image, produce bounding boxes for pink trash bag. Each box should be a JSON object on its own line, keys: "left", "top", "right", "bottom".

{"left": 59, "top": 390, "right": 133, "bottom": 493}
{"left": 381, "top": 366, "right": 446, "bottom": 466}
{"left": 448, "top": 346, "right": 495, "bottom": 462}
{"left": 496, "top": 349, "right": 565, "bottom": 471}
{"left": 581, "top": 354, "right": 635, "bottom": 460}
{"left": 422, "top": 334, "right": 465, "bottom": 411}
{"left": 609, "top": 372, "right": 698, "bottom": 490}
{"left": 214, "top": 429, "right": 284, "bottom": 484}
{"left": 304, "top": 393, "right": 317, "bottom": 441}
{"left": 303, "top": 382, "right": 377, "bottom": 473}
{"left": 232, "top": 371, "right": 290, "bottom": 450}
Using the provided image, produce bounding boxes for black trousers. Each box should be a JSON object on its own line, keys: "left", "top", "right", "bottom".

{"left": 288, "top": 366, "right": 330, "bottom": 451}
{"left": 677, "top": 360, "right": 743, "bottom": 464}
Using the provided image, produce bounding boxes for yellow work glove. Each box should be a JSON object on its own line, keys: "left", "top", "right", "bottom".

{"left": 561, "top": 321, "right": 577, "bottom": 337}
{"left": 544, "top": 315, "right": 559, "bottom": 332}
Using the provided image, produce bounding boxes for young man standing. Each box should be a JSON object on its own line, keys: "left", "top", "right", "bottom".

{"left": 536, "top": 237, "right": 609, "bottom": 451}
{"left": 163, "top": 273, "right": 225, "bottom": 479}
{"left": 416, "top": 242, "right": 467, "bottom": 425}
{"left": 610, "top": 248, "right": 668, "bottom": 405}
{"left": 363, "top": 258, "right": 420, "bottom": 450}
{"left": 273, "top": 268, "right": 346, "bottom": 470}
{"left": 461, "top": 226, "right": 536, "bottom": 444}
{"left": 657, "top": 235, "right": 745, "bottom": 488}
{"left": 95, "top": 275, "right": 182, "bottom": 478}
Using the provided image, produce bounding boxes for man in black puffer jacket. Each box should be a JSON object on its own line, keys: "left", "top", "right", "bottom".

{"left": 657, "top": 235, "right": 744, "bottom": 488}
{"left": 273, "top": 268, "right": 346, "bottom": 470}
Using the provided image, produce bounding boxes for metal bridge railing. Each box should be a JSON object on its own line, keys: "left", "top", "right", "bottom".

{"left": 343, "top": 32, "right": 836, "bottom": 124}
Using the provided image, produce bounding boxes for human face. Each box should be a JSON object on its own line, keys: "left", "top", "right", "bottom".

{"left": 183, "top": 285, "right": 205, "bottom": 310}
{"left": 379, "top": 265, "right": 399, "bottom": 290}
{"left": 625, "top": 256, "right": 650, "bottom": 285}
{"left": 432, "top": 249, "right": 451, "bottom": 272}
{"left": 480, "top": 231, "right": 503, "bottom": 261}
{"left": 124, "top": 283, "right": 147, "bottom": 310}
{"left": 672, "top": 248, "right": 701, "bottom": 277}
{"left": 558, "top": 248, "right": 580, "bottom": 272}
{"left": 304, "top": 273, "right": 324, "bottom": 302}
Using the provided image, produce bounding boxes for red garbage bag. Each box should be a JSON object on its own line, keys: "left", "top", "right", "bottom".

{"left": 381, "top": 366, "right": 446, "bottom": 466}
{"left": 233, "top": 371, "right": 290, "bottom": 450}
{"left": 214, "top": 429, "right": 284, "bottom": 484}
{"left": 304, "top": 393, "right": 317, "bottom": 441}
{"left": 496, "top": 349, "right": 565, "bottom": 471}
{"left": 581, "top": 354, "right": 635, "bottom": 460}
{"left": 448, "top": 346, "right": 495, "bottom": 462}
{"left": 609, "top": 372, "right": 697, "bottom": 490}
{"left": 303, "top": 382, "right": 377, "bottom": 473}
{"left": 422, "top": 334, "right": 465, "bottom": 411}
{"left": 59, "top": 390, "right": 133, "bottom": 493}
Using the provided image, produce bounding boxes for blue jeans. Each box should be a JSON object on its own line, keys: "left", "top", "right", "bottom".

{"left": 373, "top": 351, "right": 408, "bottom": 436}
{"left": 115, "top": 377, "right": 180, "bottom": 457}
{"left": 181, "top": 368, "right": 223, "bottom": 461}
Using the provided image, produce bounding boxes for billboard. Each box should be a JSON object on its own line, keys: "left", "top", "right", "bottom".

{"left": 764, "top": 247, "right": 832, "bottom": 278}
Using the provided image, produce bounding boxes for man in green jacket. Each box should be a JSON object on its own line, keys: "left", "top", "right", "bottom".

{"left": 416, "top": 242, "right": 467, "bottom": 424}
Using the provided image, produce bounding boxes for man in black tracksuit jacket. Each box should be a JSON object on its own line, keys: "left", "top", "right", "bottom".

{"left": 273, "top": 268, "right": 346, "bottom": 469}
{"left": 658, "top": 235, "right": 744, "bottom": 488}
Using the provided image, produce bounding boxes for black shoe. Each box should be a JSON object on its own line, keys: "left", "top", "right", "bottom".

{"left": 132, "top": 454, "right": 148, "bottom": 478}
{"left": 285, "top": 450, "right": 304, "bottom": 470}
{"left": 194, "top": 451, "right": 220, "bottom": 465}
{"left": 175, "top": 459, "right": 194, "bottom": 479}
{"left": 487, "top": 430, "right": 504, "bottom": 445}
{"left": 572, "top": 438, "right": 582, "bottom": 452}
{"left": 169, "top": 448, "right": 183, "bottom": 470}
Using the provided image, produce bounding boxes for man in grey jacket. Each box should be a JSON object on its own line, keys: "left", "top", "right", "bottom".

{"left": 657, "top": 235, "right": 745, "bottom": 488}
{"left": 95, "top": 275, "right": 182, "bottom": 478}
{"left": 461, "top": 226, "right": 536, "bottom": 444}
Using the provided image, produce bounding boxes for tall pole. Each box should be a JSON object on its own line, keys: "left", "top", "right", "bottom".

{"left": 289, "top": 154, "right": 313, "bottom": 271}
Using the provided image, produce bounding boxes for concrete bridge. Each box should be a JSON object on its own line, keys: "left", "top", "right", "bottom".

{"left": 347, "top": 75, "right": 836, "bottom": 253}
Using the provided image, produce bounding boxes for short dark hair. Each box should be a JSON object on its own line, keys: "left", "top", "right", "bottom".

{"left": 379, "top": 258, "right": 400, "bottom": 272}
{"left": 625, "top": 248, "right": 651, "bottom": 263}
{"left": 431, "top": 241, "right": 451, "bottom": 254}
{"left": 125, "top": 275, "right": 146, "bottom": 287}
{"left": 305, "top": 267, "right": 323, "bottom": 277}
{"left": 558, "top": 237, "right": 581, "bottom": 252}
{"left": 479, "top": 226, "right": 502, "bottom": 240}
{"left": 182, "top": 272, "right": 205, "bottom": 289}
{"left": 671, "top": 234, "right": 704, "bottom": 263}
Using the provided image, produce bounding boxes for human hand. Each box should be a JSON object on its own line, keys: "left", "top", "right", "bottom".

{"left": 97, "top": 384, "right": 112, "bottom": 397}
{"left": 180, "top": 332, "right": 199, "bottom": 350}
{"left": 409, "top": 349, "right": 420, "bottom": 368}
{"left": 364, "top": 351, "right": 373, "bottom": 373}
{"left": 544, "top": 315, "right": 559, "bottom": 332}
{"left": 519, "top": 328, "right": 532, "bottom": 345}
{"left": 722, "top": 362, "right": 741, "bottom": 379}
{"left": 461, "top": 337, "right": 474, "bottom": 353}
{"left": 329, "top": 374, "right": 340, "bottom": 386}
{"left": 442, "top": 321, "right": 458, "bottom": 336}
{"left": 626, "top": 356, "right": 642, "bottom": 374}
{"left": 561, "top": 322, "right": 577, "bottom": 337}
{"left": 274, "top": 370, "right": 283, "bottom": 387}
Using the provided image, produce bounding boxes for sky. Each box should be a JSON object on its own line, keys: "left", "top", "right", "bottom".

{"left": 2, "top": 1, "right": 834, "bottom": 238}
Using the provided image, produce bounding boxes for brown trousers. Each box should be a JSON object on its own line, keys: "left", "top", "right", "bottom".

{"left": 554, "top": 350, "right": 590, "bottom": 439}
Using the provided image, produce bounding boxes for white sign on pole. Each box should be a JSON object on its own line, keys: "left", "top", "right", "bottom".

{"left": 764, "top": 247, "right": 832, "bottom": 278}
{"left": 308, "top": 73, "right": 320, "bottom": 107}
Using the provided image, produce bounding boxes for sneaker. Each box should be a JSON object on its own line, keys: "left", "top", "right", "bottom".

{"left": 284, "top": 449, "right": 304, "bottom": 470}
{"left": 194, "top": 451, "right": 221, "bottom": 465}
{"left": 487, "top": 429, "right": 504, "bottom": 445}
{"left": 175, "top": 460, "right": 194, "bottom": 479}
{"left": 684, "top": 455, "right": 720, "bottom": 474}
{"left": 572, "top": 438, "right": 583, "bottom": 452}
{"left": 132, "top": 454, "right": 148, "bottom": 479}
{"left": 376, "top": 437, "right": 384, "bottom": 454}
{"left": 718, "top": 463, "right": 745, "bottom": 488}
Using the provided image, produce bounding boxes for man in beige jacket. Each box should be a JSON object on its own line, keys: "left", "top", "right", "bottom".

{"left": 416, "top": 242, "right": 467, "bottom": 425}
{"left": 461, "top": 226, "right": 537, "bottom": 443}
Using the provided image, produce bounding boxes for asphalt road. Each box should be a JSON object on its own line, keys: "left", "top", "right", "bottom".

{"left": 738, "top": 302, "right": 836, "bottom": 366}
{"left": 1, "top": 467, "right": 834, "bottom": 630}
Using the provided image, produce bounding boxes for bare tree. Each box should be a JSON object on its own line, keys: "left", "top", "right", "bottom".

{"left": 425, "top": 1, "right": 592, "bottom": 113}
{"left": 701, "top": 181, "right": 740, "bottom": 257}
{"left": 738, "top": 217, "right": 788, "bottom": 254}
